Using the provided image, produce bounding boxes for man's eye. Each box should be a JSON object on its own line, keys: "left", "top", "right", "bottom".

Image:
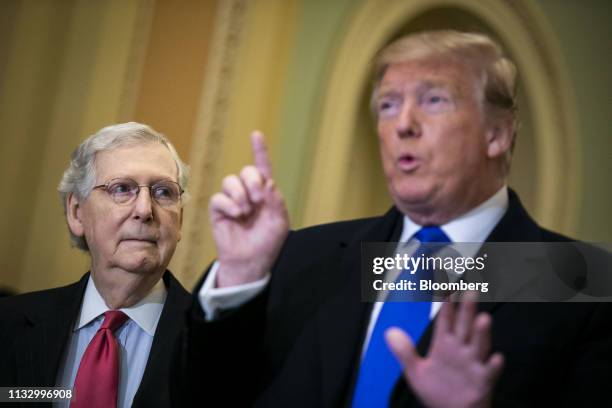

{"left": 428, "top": 95, "right": 446, "bottom": 104}
{"left": 152, "top": 183, "right": 180, "bottom": 202}
{"left": 108, "top": 182, "right": 134, "bottom": 195}
{"left": 421, "top": 90, "right": 453, "bottom": 113}
{"left": 424, "top": 92, "right": 450, "bottom": 105}
{"left": 153, "top": 186, "right": 172, "bottom": 199}
{"left": 379, "top": 101, "right": 391, "bottom": 110}
{"left": 377, "top": 98, "right": 401, "bottom": 116}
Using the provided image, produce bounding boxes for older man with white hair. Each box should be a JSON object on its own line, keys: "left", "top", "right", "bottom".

{"left": 0, "top": 122, "right": 191, "bottom": 408}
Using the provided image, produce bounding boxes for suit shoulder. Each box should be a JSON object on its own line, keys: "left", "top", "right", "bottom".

{"left": 0, "top": 281, "right": 83, "bottom": 318}
{"left": 290, "top": 216, "right": 384, "bottom": 242}
{"left": 539, "top": 227, "right": 573, "bottom": 242}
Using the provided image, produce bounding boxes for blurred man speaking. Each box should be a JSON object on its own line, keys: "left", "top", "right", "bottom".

{"left": 0, "top": 123, "right": 191, "bottom": 408}
{"left": 186, "top": 31, "right": 611, "bottom": 407}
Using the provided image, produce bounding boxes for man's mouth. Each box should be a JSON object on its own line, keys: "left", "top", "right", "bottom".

{"left": 122, "top": 237, "right": 157, "bottom": 244}
{"left": 397, "top": 154, "right": 420, "bottom": 172}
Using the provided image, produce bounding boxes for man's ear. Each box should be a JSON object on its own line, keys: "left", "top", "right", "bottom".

{"left": 177, "top": 207, "right": 183, "bottom": 242}
{"left": 486, "top": 115, "right": 514, "bottom": 159}
{"left": 66, "top": 193, "right": 85, "bottom": 237}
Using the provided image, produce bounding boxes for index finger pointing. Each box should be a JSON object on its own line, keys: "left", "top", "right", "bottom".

{"left": 250, "top": 131, "right": 272, "bottom": 179}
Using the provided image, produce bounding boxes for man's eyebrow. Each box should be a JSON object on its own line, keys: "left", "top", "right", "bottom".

{"left": 104, "top": 174, "right": 176, "bottom": 182}
{"left": 376, "top": 87, "right": 402, "bottom": 99}
{"left": 377, "top": 80, "right": 460, "bottom": 97}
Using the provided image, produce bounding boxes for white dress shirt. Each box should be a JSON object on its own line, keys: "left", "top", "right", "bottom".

{"left": 56, "top": 276, "right": 167, "bottom": 408}
{"left": 199, "top": 186, "right": 509, "bottom": 347}
{"left": 199, "top": 263, "right": 269, "bottom": 320}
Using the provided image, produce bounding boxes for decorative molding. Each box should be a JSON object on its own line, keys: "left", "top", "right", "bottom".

{"left": 500, "top": 0, "right": 580, "bottom": 234}
{"left": 172, "top": 0, "right": 248, "bottom": 285}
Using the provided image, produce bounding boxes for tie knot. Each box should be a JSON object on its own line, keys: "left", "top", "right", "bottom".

{"left": 414, "top": 226, "right": 451, "bottom": 244}
{"left": 100, "top": 310, "right": 129, "bottom": 332}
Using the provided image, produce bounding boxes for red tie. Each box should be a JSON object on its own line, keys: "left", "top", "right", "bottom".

{"left": 71, "top": 311, "right": 129, "bottom": 408}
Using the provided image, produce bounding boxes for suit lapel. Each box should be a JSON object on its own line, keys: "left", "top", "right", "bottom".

{"left": 317, "top": 208, "right": 403, "bottom": 406}
{"left": 132, "top": 271, "right": 190, "bottom": 407}
{"left": 475, "top": 189, "right": 543, "bottom": 314}
{"left": 17, "top": 274, "right": 88, "bottom": 386}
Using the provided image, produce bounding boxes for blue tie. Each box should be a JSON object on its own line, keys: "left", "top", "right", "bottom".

{"left": 352, "top": 226, "right": 451, "bottom": 408}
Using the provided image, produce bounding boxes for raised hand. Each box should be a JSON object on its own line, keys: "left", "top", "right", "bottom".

{"left": 385, "top": 293, "right": 504, "bottom": 408}
{"left": 209, "top": 131, "right": 290, "bottom": 287}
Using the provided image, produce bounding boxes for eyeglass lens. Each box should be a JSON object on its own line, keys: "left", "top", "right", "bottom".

{"left": 106, "top": 178, "right": 181, "bottom": 206}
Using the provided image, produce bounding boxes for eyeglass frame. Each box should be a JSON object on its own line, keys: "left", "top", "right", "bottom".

{"left": 92, "top": 177, "right": 184, "bottom": 207}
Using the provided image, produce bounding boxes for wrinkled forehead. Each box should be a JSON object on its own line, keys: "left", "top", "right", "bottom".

{"left": 93, "top": 142, "right": 178, "bottom": 182}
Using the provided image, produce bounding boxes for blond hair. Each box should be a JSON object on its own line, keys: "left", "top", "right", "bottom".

{"left": 373, "top": 30, "right": 517, "bottom": 113}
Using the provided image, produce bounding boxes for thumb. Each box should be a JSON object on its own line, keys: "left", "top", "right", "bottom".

{"left": 385, "top": 327, "right": 419, "bottom": 374}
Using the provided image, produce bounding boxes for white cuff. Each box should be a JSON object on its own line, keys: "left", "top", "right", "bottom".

{"left": 198, "top": 261, "right": 270, "bottom": 321}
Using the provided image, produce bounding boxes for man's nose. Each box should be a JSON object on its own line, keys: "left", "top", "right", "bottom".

{"left": 396, "top": 101, "right": 420, "bottom": 138}
{"left": 132, "top": 187, "right": 154, "bottom": 221}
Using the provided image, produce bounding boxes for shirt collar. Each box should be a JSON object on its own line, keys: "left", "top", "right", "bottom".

{"left": 75, "top": 275, "right": 167, "bottom": 336}
{"left": 399, "top": 185, "right": 509, "bottom": 243}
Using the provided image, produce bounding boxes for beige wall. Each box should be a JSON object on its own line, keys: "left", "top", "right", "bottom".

{"left": 133, "top": 0, "right": 218, "bottom": 159}
{"left": 0, "top": 0, "right": 609, "bottom": 293}
{"left": 0, "top": 0, "right": 218, "bottom": 292}
{"left": 0, "top": 0, "right": 148, "bottom": 292}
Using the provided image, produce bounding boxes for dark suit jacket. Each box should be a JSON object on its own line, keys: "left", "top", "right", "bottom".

{"left": 183, "top": 191, "right": 612, "bottom": 407}
{"left": 0, "top": 270, "right": 191, "bottom": 407}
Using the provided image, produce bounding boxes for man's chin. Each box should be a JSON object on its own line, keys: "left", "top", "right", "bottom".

{"left": 115, "top": 254, "right": 162, "bottom": 275}
{"left": 391, "top": 186, "right": 434, "bottom": 208}
{"left": 391, "top": 187, "right": 447, "bottom": 222}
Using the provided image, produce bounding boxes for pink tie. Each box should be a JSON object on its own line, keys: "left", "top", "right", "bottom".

{"left": 71, "top": 311, "right": 129, "bottom": 408}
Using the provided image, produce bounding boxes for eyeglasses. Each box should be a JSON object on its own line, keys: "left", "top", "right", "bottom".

{"left": 93, "top": 177, "right": 183, "bottom": 207}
